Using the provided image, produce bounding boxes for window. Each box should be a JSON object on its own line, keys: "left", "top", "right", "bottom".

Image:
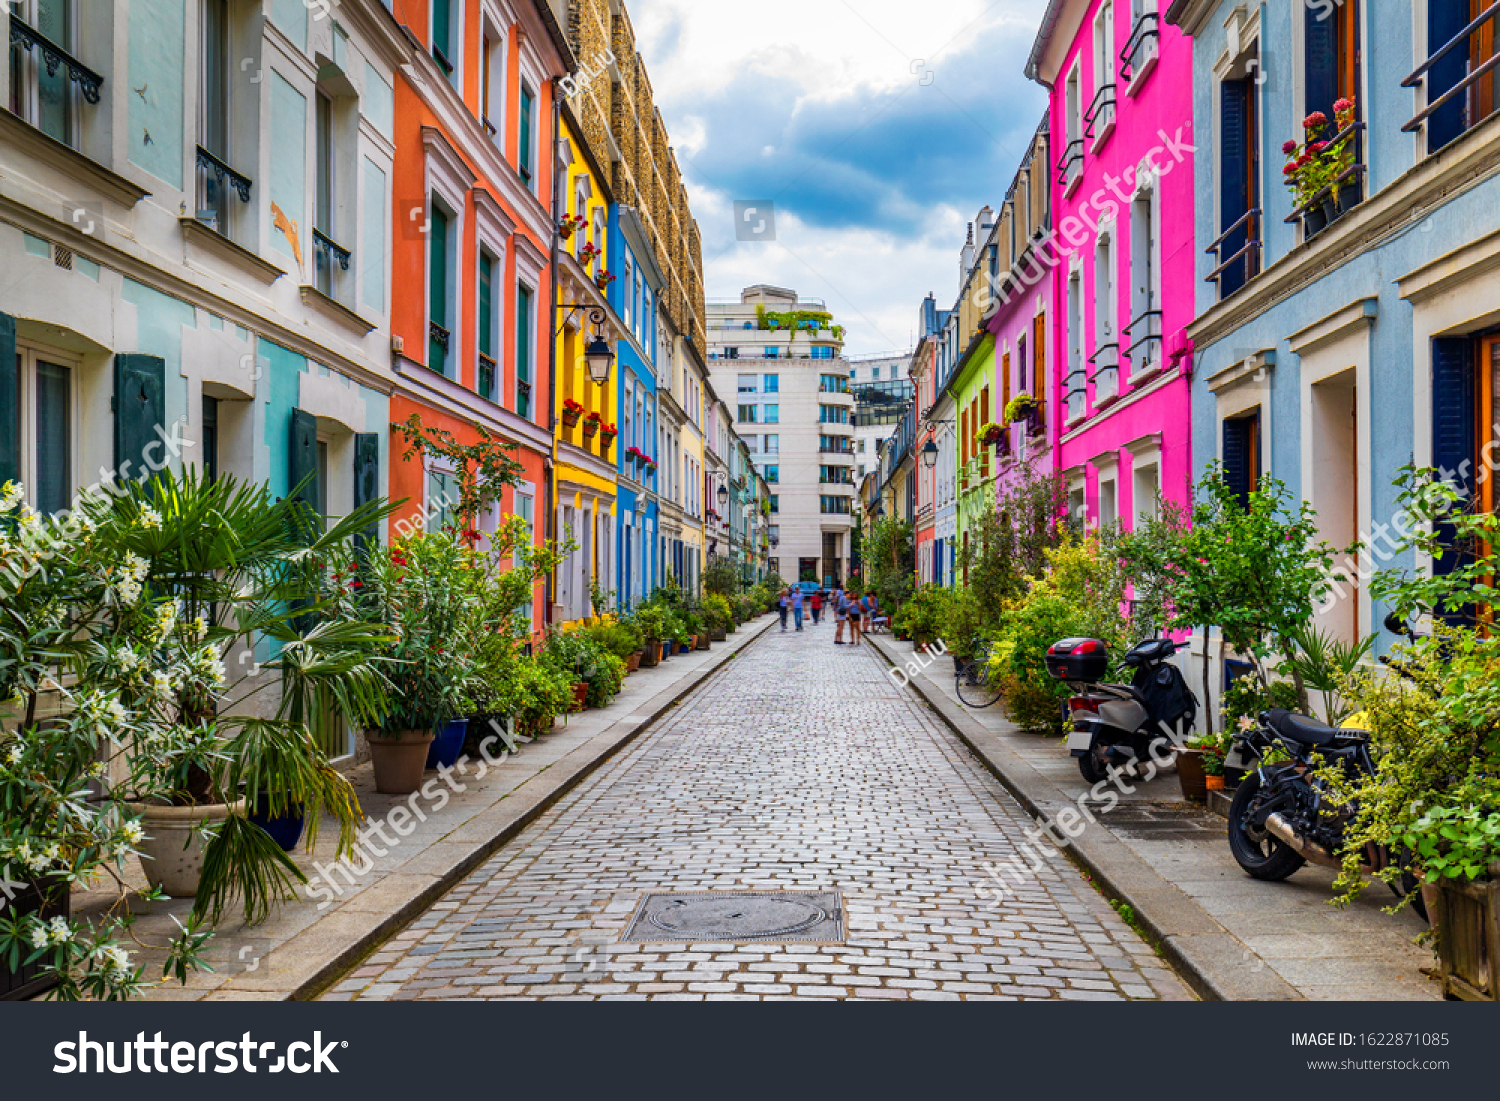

{"left": 1419, "top": 3, "right": 1492, "bottom": 153}
{"left": 515, "top": 492, "right": 535, "bottom": 627}
{"left": 763, "top": 433, "right": 778, "bottom": 454}
{"left": 764, "top": 347, "right": 780, "bottom": 359}
{"left": 519, "top": 83, "right": 536, "bottom": 186}
{"left": 1215, "top": 62, "right": 1261, "bottom": 299}
{"left": 624, "top": 378, "right": 635, "bottom": 448}
{"left": 9, "top": 0, "right": 88, "bottom": 147}
{"left": 819, "top": 405, "right": 848, "bottom": 425}
{"left": 812, "top": 345, "right": 834, "bottom": 359}
{"left": 820, "top": 495, "right": 852, "bottom": 515}
{"left": 516, "top": 283, "right": 533, "bottom": 418}
{"left": 427, "top": 468, "right": 458, "bottom": 530}
{"left": 1222, "top": 410, "right": 1262, "bottom": 509}
{"left": 313, "top": 90, "right": 351, "bottom": 301}
{"left": 478, "top": 251, "right": 497, "bottom": 400}
{"left": 1092, "top": 235, "right": 1118, "bottom": 405}
{"left": 15, "top": 349, "right": 73, "bottom": 515}
{"left": 765, "top": 465, "right": 779, "bottom": 483}
{"left": 431, "top": 0, "right": 455, "bottom": 76}
{"left": 1127, "top": 192, "right": 1160, "bottom": 377}
{"left": 1123, "top": 0, "right": 1160, "bottom": 80}
{"left": 201, "top": 395, "right": 219, "bottom": 482}
{"left": 739, "top": 404, "right": 759, "bottom": 424}
{"left": 1090, "top": 2, "right": 1117, "bottom": 141}
{"left": 1067, "top": 271, "right": 1085, "bottom": 421}
{"left": 763, "top": 404, "right": 779, "bottom": 424}
{"left": 1060, "top": 63, "right": 1083, "bottom": 193}
{"left": 482, "top": 28, "right": 504, "bottom": 139}
{"left": 725, "top": 347, "right": 740, "bottom": 359}
{"left": 763, "top": 374, "right": 778, "bottom": 393}
{"left": 819, "top": 465, "right": 851, "bottom": 485}
{"left": 427, "top": 202, "right": 452, "bottom": 375}
{"left": 769, "top": 495, "right": 779, "bottom": 513}
{"left": 819, "top": 373, "right": 846, "bottom": 393}
{"left": 196, "top": 0, "right": 243, "bottom": 238}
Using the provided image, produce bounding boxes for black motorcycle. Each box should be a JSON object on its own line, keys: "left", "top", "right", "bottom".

{"left": 1226, "top": 707, "right": 1427, "bottom": 921}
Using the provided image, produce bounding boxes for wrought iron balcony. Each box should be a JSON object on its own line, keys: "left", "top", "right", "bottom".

{"left": 9, "top": 13, "right": 103, "bottom": 105}
{"left": 1084, "top": 83, "right": 1117, "bottom": 140}
{"left": 1123, "top": 310, "right": 1163, "bottom": 377}
{"left": 1403, "top": 3, "right": 1500, "bottom": 148}
{"left": 1284, "top": 121, "right": 1367, "bottom": 236}
{"left": 1204, "top": 208, "right": 1262, "bottom": 292}
{"left": 1120, "top": 13, "right": 1161, "bottom": 84}
{"left": 312, "top": 227, "right": 351, "bottom": 271}
{"left": 1055, "top": 137, "right": 1084, "bottom": 190}
{"left": 1089, "top": 342, "right": 1121, "bottom": 403}
{"left": 195, "top": 146, "right": 252, "bottom": 203}
{"left": 478, "top": 353, "right": 497, "bottom": 401}
{"left": 429, "top": 321, "right": 451, "bottom": 352}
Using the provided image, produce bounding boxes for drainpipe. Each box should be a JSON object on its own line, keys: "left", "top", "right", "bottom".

{"left": 542, "top": 80, "right": 565, "bottom": 630}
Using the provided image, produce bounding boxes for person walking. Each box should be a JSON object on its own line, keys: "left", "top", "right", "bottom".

{"left": 860, "top": 593, "right": 874, "bottom": 636}
{"left": 778, "top": 587, "right": 790, "bottom": 632}
{"left": 846, "top": 590, "right": 863, "bottom": 646}
{"left": 810, "top": 588, "right": 823, "bottom": 625}
{"left": 834, "top": 589, "right": 848, "bottom": 644}
{"left": 791, "top": 585, "right": 805, "bottom": 631}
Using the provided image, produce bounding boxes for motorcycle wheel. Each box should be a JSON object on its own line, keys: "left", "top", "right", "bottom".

{"left": 1078, "top": 743, "right": 1108, "bottom": 784}
{"left": 1390, "top": 853, "right": 1430, "bottom": 924}
{"left": 1227, "top": 773, "right": 1306, "bottom": 882}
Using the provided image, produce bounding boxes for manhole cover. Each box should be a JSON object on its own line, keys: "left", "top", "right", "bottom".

{"left": 622, "top": 891, "right": 845, "bottom": 943}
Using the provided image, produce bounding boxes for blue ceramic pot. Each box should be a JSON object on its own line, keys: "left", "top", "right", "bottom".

{"left": 248, "top": 795, "right": 305, "bottom": 852}
{"left": 426, "top": 717, "right": 469, "bottom": 770}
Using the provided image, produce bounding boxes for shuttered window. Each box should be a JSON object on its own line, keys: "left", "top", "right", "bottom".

{"left": 428, "top": 203, "right": 450, "bottom": 375}
{"left": 1222, "top": 411, "right": 1261, "bottom": 510}
{"left": 1432, "top": 337, "right": 1477, "bottom": 603}
{"left": 516, "top": 283, "right": 533, "bottom": 418}
{"left": 1218, "top": 77, "right": 1258, "bottom": 299}
{"left": 114, "top": 354, "right": 165, "bottom": 484}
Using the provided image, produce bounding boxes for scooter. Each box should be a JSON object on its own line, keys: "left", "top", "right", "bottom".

{"left": 1046, "top": 637, "right": 1198, "bottom": 784}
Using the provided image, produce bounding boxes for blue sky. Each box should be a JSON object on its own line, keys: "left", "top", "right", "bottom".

{"left": 630, "top": 0, "right": 1049, "bottom": 356}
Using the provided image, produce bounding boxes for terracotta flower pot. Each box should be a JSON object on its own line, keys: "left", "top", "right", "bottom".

{"left": 366, "top": 728, "right": 436, "bottom": 795}
{"left": 1205, "top": 774, "right": 1226, "bottom": 792}
{"left": 126, "top": 799, "right": 246, "bottom": 899}
{"left": 626, "top": 651, "right": 642, "bottom": 673}
{"left": 639, "top": 640, "right": 660, "bottom": 667}
{"left": 571, "top": 681, "right": 589, "bottom": 711}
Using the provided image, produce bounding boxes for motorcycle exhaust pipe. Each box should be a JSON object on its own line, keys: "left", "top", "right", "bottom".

{"left": 1264, "top": 813, "right": 1374, "bottom": 873}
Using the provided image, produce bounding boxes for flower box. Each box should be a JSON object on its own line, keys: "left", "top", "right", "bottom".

{"left": 1432, "top": 875, "right": 1500, "bottom": 1001}
{"left": 582, "top": 416, "right": 600, "bottom": 438}
{"left": 562, "top": 399, "right": 585, "bottom": 428}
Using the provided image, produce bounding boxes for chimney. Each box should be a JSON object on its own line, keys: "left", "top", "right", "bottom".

{"left": 960, "top": 223, "right": 975, "bottom": 284}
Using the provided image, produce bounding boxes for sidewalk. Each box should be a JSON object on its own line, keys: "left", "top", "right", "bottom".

{"left": 101, "top": 616, "right": 776, "bottom": 1001}
{"left": 865, "top": 635, "right": 1438, "bottom": 1001}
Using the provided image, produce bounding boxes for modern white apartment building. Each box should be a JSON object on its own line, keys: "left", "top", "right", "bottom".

{"left": 707, "top": 285, "right": 853, "bottom": 586}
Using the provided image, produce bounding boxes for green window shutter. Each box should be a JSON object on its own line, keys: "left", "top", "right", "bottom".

{"left": 428, "top": 204, "right": 449, "bottom": 374}
{"left": 520, "top": 88, "right": 534, "bottom": 179}
{"left": 114, "top": 354, "right": 166, "bottom": 481}
{"left": 0, "top": 312, "right": 17, "bottom": 489}
{"left": 353, "top": 431, "right": 379, "bottom": 557}
{"left": 289, "top": 407, "right": 320, "bottom": 517}
{"left": 479, "top": 253, "right": 494, "bottom": 358}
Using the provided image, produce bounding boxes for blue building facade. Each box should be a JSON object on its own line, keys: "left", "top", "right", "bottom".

{"left": 1170, "top": 0, "right": 1500, "bottom": 675}
{"left": 611, "top": 208, "right": 664, "bottom": 609}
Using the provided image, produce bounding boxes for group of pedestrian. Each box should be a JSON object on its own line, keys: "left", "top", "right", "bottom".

{"left": 776, "top": 583, "right": 882, "bottom": 647}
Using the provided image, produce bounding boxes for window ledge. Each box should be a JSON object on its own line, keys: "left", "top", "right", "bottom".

{"left": 299, "top": 284, "right": 376, "bottom": 336}
{"left": 1090, "top": 118, "right": 1116, "bottom": 155}
{"left": 1124, "top": 53, "right": 1158, "bottom": 97}
{"left": 179, "top": 217, "right": 284, "bottom": 285}
{"left": 1128, "top": 361, "right": 1165, "bottom": 388}
{"left": 1063, "top": 173, "right": 1084, "bottom": 200}
{"left": 0, "top": 110, "right": 150, "bottom": 209}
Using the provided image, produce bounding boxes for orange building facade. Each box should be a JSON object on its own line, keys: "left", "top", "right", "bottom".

{"left": 383, "top": 0, "right": 573, "bottom": 630}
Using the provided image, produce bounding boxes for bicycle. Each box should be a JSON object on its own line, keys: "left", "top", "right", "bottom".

{"left": 954, "top": 636, "right": 1002, "bottom": 708}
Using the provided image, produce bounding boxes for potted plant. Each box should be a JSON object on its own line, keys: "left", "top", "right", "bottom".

{"left": 599, "top": 422, "right": 618, "bottom": 451}
{"left": 0, "top": 470, "right": 389, "bottom": 999}
{"left": 594, "top": 268, "right": 616, "bottom": 291}
{"left": 635, "top": 604, "right": 669, "bottom": 666}
{"left": 1176, "top": 743, "right": 1208, "bottom": 802}
{"left": 645, "top": 457, "right": 658, "bottom": 476}
{"left": 579, "top": 241, "right": 601, "bottom": 264}
{"left": 559, "top": 213, "right": 586, "bottom": 239}
{"left": 1004, "top": 393, "right": 1039, "bottom": 424}
{"left": 582, "top": 411, "right": 601, "bottom": 438}
{"left": 562, "top": 398, "right": 585, "bottom": 429}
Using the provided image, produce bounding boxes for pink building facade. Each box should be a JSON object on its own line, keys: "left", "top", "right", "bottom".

{"left": 1026, "top": 0, "right": 1195, "bottom": 530}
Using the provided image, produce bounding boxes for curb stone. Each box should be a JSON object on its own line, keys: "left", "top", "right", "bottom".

{"left": 865, "top": 634, "right": 1300, "bottom": 1002}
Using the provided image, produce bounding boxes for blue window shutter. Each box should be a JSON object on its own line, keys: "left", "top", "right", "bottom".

{"left": 1428, "top": 1, "right": 1471, "bottom": 153}
{"left": 1219, "top": 79, "right": 1251, "bottom": 297}
{"left": 1222, "top": 415, "right": 1253, "bottom": 508}
{"left": 289, "top": 407, "right": 320, "bottom": 520}
{"left": 0, "top": 312, "right": 16, "bottom": 489}
{"left": 114, "top": 354, "right": 166, "bottom": 481}
{"left": 1304, "top": 3, "right": 1339, "bottom": 136}
{"left": 1431, "top": 336, "right": 1476, "bottom": 594}
{"left": 353, "top": 431, "right": 380, "bottom": 557}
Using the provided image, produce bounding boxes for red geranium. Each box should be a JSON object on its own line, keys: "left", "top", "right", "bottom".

{"left": 1303, "top": 111, "right": 1328, "bottom": 132}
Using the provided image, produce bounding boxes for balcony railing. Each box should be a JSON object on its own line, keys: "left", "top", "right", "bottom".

{"left": 1204, "top": 207, "right": 1262, "bottom": 290}
{"left": 1120, "top": 13, "right": 1161, "bottom": 84}
{"left": 312, "top": 227, "right": 352, "bottom": 299}
{"left": 196, "top": 145, "right": 253, "bottom": 203}
{"left": 478, "top": 353, "right": 497, "bottom": 401}
{"left": 1089, "top": 342, "right": 1120, "bottom": 403}
{"left": 1084, "top": 83, "right": 1117, "bottom": 140}
{"left": 1284, "top": 122, "right": 1367, "bottom": 237}
{"left": 1123, "top": 309, "right": 1163, "bottom": 378}
{"left": 1065, "top": 364, "right": 1088, "bottom": 423}
{"left": 1403, "top": 2, "right": 1500, "bottom": 148}
{"left": 9, "top": 13, "right": 103, "bottom": 105}
{"left": 1056, "top": 137, "right": 1084, "bottom": 190}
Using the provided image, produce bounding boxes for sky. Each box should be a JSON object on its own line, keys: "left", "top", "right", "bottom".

{"left": 627, "top": 0, "right": 1050, "bottom": 357}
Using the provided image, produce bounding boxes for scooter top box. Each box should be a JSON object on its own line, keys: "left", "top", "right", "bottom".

{"left": 1045, "top": 638, "right": 1109, "bottom": 683}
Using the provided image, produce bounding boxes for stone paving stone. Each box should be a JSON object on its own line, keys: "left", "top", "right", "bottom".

{"left": 328, "top": 628, "right": 1191, "bottom": 1002}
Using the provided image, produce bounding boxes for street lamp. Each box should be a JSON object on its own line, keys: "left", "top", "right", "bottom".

{"left": 922, "top": 437, "right": 939, "bottom": 469}
{"left": 557, "top": 305, "right": 615, "bottom": 385}
{"left": 717, "top": 483, "right": 729, "bottom": 509}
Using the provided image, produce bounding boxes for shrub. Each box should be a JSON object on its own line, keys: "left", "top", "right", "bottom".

{"left": 893, "top": 584, "right": 950, "bottom": 642}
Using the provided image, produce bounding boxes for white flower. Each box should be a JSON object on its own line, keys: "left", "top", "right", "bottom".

{"left": 0, "top": 481, "right": 22, "bottom": 511}
{"left": 29, "top": 928, "right": 47, "bottom": 950}
{"left": 117, "top": 648, "right": 143, "bottom": 674}
{"left": 107, "top": 699, "right": 128, "bottom": 725}
{"left": 192, "top": 616, "right": 208, "bottom": 642}
{"left": 47, "top": 916, "right": 72, "bottom": 945}
{"left": 120, "top": 820, "right": 144, "bottom": 845}
{"left": 150, "top": 671, "right": 174, "bottom": 698}
{"left": 101, "top": 946, "right": 130, "bottom": 975}
{"left": 17, "top": 506, "right": 39, "bottom": 530}
{"left": 5, "top": 745, "right": 19, "bottom": 765}
{"left": 138, "top": 506, "right": 162, "bottom": 530}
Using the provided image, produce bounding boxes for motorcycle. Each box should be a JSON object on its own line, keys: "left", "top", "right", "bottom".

{"left": 1226, "top": 706, "right": 1428, "bottom": 921}
{"left": 1046, "top": 637, "right": 1199, "bottom": 784}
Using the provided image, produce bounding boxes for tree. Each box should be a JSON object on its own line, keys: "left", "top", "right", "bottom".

{"left": 392, "top": 415, "right": 525, "bottom": 528}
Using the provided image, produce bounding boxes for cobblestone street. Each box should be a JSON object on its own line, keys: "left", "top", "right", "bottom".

{"left": 326, "top": 625, "right": 1191, "bottom": 1001}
